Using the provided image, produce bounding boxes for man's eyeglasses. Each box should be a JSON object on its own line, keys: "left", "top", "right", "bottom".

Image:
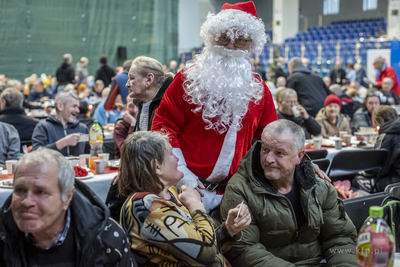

{"left": 217, "top": 34, "right": 252, "bottom": 48}
{"left": 282, "top": 101, "right": 298, "bottom": 106}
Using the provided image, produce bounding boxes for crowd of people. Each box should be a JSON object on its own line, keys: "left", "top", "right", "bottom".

{"left": 0, "top": 1, "right": 400, "bottom": 266}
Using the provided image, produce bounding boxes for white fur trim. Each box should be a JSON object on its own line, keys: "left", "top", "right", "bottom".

{"left": 173, "top": 148, "right": 199, "bottom": 189}
{"left": 202, "top": 190, "right": 224, "bottom": 213}
{"left": 206, "top": 123, "right": 237, "bottom": 183}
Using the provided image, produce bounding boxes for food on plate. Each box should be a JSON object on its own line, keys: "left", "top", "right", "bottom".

{"left": 357, "top": 141, "right": 367, "bottom": 147}
{"left": 73, "top": 166, "right": 88, "bottom": 177}
{"left": 2, "top": 180, "right": 13, "bottom": 187}
{"left": 333, "top": 180, "right": 359, "bottom": 199}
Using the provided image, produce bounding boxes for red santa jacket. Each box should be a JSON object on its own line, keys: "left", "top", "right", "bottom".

{"left": 151, "top": 71, "right": 277, "bottom": 181}
{"left": 376, "top": 65, "right": 400, "bottom": 96}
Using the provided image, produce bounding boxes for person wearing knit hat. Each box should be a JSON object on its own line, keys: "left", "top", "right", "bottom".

{"left": 151, "top": 1, "right": 278, "bottom": 212}
{"left": 316, "top": 94, "right": 351, "bottom": 138}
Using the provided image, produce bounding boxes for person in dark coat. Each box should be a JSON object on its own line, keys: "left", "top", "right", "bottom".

{"left": 276, "top": 88, "right": 321, "bottom": 139}
{"left": 32, "top": 92, "right": 90, "bottom": 156}
{"left": 27, "top": 80, "right": 52, "bottom": 102}
{"left": 329, "top": 59, "right": 346, "bottom": 85}
{"left": 77, "top": 99, "right": 96, "bottom": 130}
{"left": 286, "top": 57, "right": 332, "bottom": 117}
{"left": 0, "top": 148, "right": 136, "bottom": 267}
{"left": 354, "top": 63, "right": 369, "bottom": 88}
{"left": 0, "top": 88, "right": 38, "bottom": 143}
{"left": 351, "top": 91, "right": 381, "bottom": 133}
{"left": 106, "top": 56, "right": 174, "bottom": 221}
{"left": 373, "top": 106, "right": 400, "bottom": 191}
{"left": 381, "top": 77, "right": 400, "bottom": 106}
{"left": 95, "top": 55, "right": 115, "bottom": 87}
{"left": 274, "top": 57, "right": 288, "bottom": 85}
{"left": 55, "top": 53, "right": 75, "bottom": 94}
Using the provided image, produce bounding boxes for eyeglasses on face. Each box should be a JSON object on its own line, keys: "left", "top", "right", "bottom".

{"left": 282, "top": 101, "right": 298, "bottom": 106}
{"left": 217, "top": 34, "right": 252, "bottom": 48}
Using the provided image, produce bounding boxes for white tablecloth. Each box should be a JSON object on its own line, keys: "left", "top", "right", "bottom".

{"left": 0, "top": 172, "right": 118, "bottom": 207}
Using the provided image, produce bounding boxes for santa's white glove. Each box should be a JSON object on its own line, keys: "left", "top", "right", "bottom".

{"left": 173, "top": 148, "right": 199, "bottom": 189}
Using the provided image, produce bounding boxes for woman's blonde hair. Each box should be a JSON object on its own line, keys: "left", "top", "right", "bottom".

{"left": 132, "top": 56, "right": 172, "bottom": 87}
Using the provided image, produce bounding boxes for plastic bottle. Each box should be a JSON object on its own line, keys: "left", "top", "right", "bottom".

{"left": 356, "top": 206, "right": 395, "bottom": 267}
{"left": 89, "top": 120, "right": 103, "bottom": 168}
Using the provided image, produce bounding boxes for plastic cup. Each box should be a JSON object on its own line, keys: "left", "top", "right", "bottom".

{"left": 94, "top": 159, "right": 106, "bottom": 174}
{"left": 313, "top": 138, "right": 322, "bottom": 150}
{"left": 79, "top": 154, "right": 90, "bottom": 168}
{"left": 291, "top": 106, "right": 300, "bottom": 117}
{"left": 334, "top": 138, "right": 342, "bottom": 150}
{"left": 339, "top": 131, "right": 348, "bottom": 140}
{"left": 5, "top": 160, "right": 18, "bottom": 174}
{"left": 98, "top": 153, "right": 109, "bottom": 166}
{"left": 343, "top": 134, "right": 352, "bottom": 146}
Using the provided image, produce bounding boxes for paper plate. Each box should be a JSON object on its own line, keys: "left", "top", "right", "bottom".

{"left": 0, "top": 179, "right": 13, "bottom": 189}
{"left": 75, "top": 172, "right": 94, "bottom": 180}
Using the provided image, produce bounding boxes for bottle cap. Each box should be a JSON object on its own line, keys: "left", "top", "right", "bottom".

{"left": 94, "top": 120, "right": 98, "bottom": 123}
{"left": 369, "top": 206, "right": 383, "bottom": 217}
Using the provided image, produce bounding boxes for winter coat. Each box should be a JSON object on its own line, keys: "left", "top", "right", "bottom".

{"left": 56, "top": 62, "right": 75, "bottom": 85}
{"left": 0, "top": 107, "right": 38, "bottom": 142}
{"left": 286, "top": 65, "right": 332, "bottom": 117}
{"left": 374, "top": 118, "right": 400, "bottom": 191}
{"left": 27, "top": 90, "right": 53, "bottom": 102}
{"left": 0, "top": 122, "right": 20, "bottom": 165}
{"left": 315, "top": 108, "right": 351, "bottom": 138}
{"left": 32, "top": 115, "right": 90, "bottom": 156}
{"left": 95, "top": 65, "right": 116, "bottom": 87}
{"left": 220, "top": 142, "right": 357, "bottom": 267}
{"left": 329, "top": 68, "right": 346, "bottom": 85}
{"left": 277, "top": 110, "right": 321, "bottom": 139}
{"left": 351, "top": 108, "right": 372, "bottom": 134}
{"left": 0, "top": 179, "right": 137, "bottom": 267}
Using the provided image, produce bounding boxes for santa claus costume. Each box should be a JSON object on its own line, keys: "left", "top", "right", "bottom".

{"left": 152, "top": 1, "right": 277, "bottom": 211}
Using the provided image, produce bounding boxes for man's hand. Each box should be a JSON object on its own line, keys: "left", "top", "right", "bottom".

{"left": 123, "top": 112, "right": 136, "bottom": 126}
{"left": 225, "top": 203, "right": 251, "bottom": 238}
{"left": 40, "top": 96, "right": 50, "bottom": 102}
{"left": 296, "top": 104, "right": 309, "bottom": 120}
{"left": 56, "top": 133, "right": 81, "bottom": 150}
{"left": 313, "top": 163, "right": 331, "bottom": 182}
{"left": 178, "top": 185, "right": 205, "bottom": 212}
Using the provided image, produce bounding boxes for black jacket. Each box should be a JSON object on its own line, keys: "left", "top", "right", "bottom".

{"left": 274, "top": 66, "right": 288, "bottom": 85}
{"left": 375, "top": 118, "right": 400, "bottom": 191}
{"left": 56, "top": 63, "right": 75, "bottom": 85}
{"left": 350, "top": 108, "right": 372, "bottom": 134}
{"left": 277, "top": 110, "right": 321, "bottom": 139}
{"left": 27, "top": 90, "right": 53, "bottom": 102}
{"left": 0, "top": 107, "right": 38, "bottom": 142}
{"left": 95, "top": 65, "right": 116, "bottom": 87}
{"left": 0, "top": 179, "right": 137, "bottom": 267}
{"left": 329, "top": 68, "right": 347, "bottom": 85}
{"left": 32, "top": 115, "right": 90, "bottom": 156}
{"left": 106, "top": 76, "right": 173, "bottom": 222}
{"left": 286, "top": 65, "right": 332, "bottom": 117}
{"left": 134, "top": 76, "right": 174, "bottom": 131}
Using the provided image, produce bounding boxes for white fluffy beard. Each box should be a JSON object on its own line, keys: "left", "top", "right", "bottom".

{"left": 183, "top": 46, "right": 264, "bottom": 134}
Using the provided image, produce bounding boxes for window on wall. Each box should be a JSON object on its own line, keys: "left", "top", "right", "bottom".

{"left": 323, "top": 0, "right": 340, "bottom": 15}
{"left": 363, "top": 0, "right": 378, "bottom": 11}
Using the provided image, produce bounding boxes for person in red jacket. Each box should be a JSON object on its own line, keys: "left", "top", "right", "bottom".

{"left": 373, "top": 56, "right": 400, "bottom": 96}
{"left": 151, "top": 1, "right": 277, "bottom": 212}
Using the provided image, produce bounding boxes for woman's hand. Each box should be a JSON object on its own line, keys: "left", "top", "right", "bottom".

{"left": 178, "top": 185, "right": 205, "bottom": 212}
{"left": 313, "top": 163, "right": 331, "bottom": 182}
{"left": 225, "top": 203, "right": 251, "bottom": 237}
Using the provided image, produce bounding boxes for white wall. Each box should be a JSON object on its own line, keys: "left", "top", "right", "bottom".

{"left": 178, "top": 0, "right": 215, "bottom": 55}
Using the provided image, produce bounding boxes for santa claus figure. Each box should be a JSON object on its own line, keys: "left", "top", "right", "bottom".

{"left": 152, "top": 1, "right": 277, "bottom": 211}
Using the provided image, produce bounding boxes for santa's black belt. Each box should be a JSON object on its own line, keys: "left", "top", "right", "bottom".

{"left": 199, "top": 178, "right": 227, "bottom": 192}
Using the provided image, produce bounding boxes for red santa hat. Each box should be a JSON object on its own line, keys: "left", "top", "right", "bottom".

{"left": 324, "top": 94, "right": 342, "bottom": 108}
{"left": 199, "top": 1, "right": 267, "bottom": 56}
{"left": 221, "top": 1, "right": 258, "bottom": 18}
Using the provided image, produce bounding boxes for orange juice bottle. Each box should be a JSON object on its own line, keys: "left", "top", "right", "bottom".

{"left": 89, "top": 121, "right": 103, "bottom": 169}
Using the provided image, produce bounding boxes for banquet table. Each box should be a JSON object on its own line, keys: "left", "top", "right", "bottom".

{"left": 0, "top": 168, "right": 118, "bottom": 206}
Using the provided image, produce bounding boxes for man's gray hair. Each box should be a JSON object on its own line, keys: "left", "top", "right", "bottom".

{"left": 14, "top": 148, "right": 75, "bottom": 202}
{"left": 289, "top": 57, "right": 303, "bottom": 69}
{"left": 262, "top": 120, "right": 305, "bottom": 154}
{"left": 63, "top": 53, "right": 72, "bottom": 64}
{"left": 329, "top": 84, "right": 342, "bottom": 95}
{"left": 0, "top": 88, "right": 23, "bottom": 108}
{"left": 55, "top": 92, "right": 78, "bottom": 111}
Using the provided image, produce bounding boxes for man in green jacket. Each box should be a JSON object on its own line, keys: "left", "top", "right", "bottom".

{"left": 220, "top": 120, "right": 357, "bottom": 266}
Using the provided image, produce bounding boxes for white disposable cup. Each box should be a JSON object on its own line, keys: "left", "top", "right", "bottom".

{"left": 79, "top": 154, "right": 90, "bottom": 168}
{"left": 94, "top": 159, "right": 106, "bottom": 174}
{"left": 313, "top": 138, "right": 322, "bottom": 150}
{"left": 339, "top": 131, "right": 348, "bottom": 140}
{"left": 291, "top": 106, "right": 300, "bottom": 117}
{"left": 98, "top": 153, "right": 109, "bottom": 166}
{"left": 334, "top": 138, "right": 342, "bottom": 150}
{"left": 343, "top": 134, "right": 352, "bottom": 146}
{"left": 6, "top": 160, "right": 18, "bottom": 174}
